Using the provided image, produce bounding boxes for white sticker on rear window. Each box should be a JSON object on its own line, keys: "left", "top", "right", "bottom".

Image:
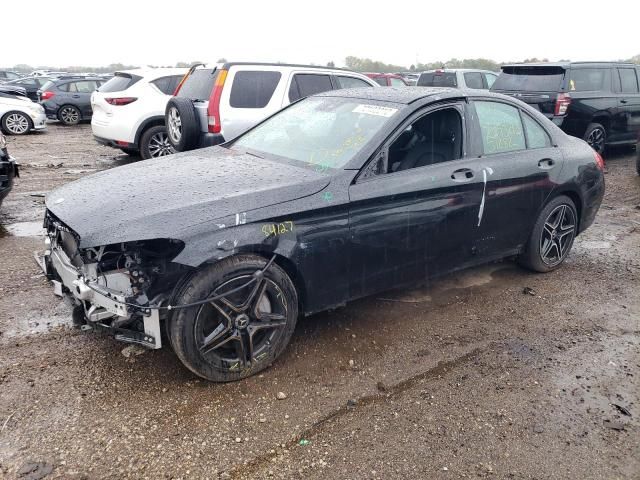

{"left": 352, "top": 104, "right": 398, "bottom": 117}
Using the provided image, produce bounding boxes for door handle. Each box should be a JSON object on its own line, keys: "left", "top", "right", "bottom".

{"left": 451, "top": 168, "right": 474, "bottom": 181}
{"left": 620, "top": 99, "right": 628, "bottom": 104}
{"left": 538, "top": 158, "right": 555, "bottom": 169}
{"left": 72, "top": 94, "right": 81, "bottom": 98}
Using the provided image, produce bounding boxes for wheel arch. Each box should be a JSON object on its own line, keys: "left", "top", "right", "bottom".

{"left": 590, "top": 114, "right": 611, "bottom": 135}
{"left": 548, "top": 187, "right": 583, "bottom": 234}
{"left": 134, "top": 115, "right": 165, "bottom": 146}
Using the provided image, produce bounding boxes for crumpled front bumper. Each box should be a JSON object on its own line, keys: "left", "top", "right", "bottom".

{"left": 35, "top": 240, "right": 162, "bottom": 349}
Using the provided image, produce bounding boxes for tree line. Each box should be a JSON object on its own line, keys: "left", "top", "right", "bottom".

{"left": 6, "top": 55, "right": 640, "bottom": 74}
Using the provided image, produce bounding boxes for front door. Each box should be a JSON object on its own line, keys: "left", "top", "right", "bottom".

{"left": 348, "top": 103, "right": 484, "bottom": 299}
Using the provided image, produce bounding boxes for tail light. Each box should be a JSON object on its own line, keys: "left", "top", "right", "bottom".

{"left": 594, "top": 151, "right": 605, "bottom": 171}
{"left": 105, "top": 97, "right": 137, "bottom": 106}
{"left": 40, "top": 91, "right": 55, "bottom": 101}
{"left": 555, "top": 93, "right": 571, "bottom": 116}
{"left": 207, "top": 70, "right": 228, "bottom": 134}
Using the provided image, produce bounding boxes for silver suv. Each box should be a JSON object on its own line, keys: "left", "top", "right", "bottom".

{"left": 417, "top": 69, "right": 498, "bottom": 90}
{"left": 165, "top": 62, "right": 379, "bottom": 152}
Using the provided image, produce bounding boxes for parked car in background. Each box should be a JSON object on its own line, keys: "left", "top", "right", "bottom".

{"left": 0, "top": 71, "right": 22, "bottom": 83}
{"left": 39, "top": 76, "right": 108, "bottom": 125}
{"left": 396, "top": 72, "right": 420, "bottom": 85}
{"left": 39, "top": 88, "right": 604, "bottom": 382}
{"left": 0, "top": 131, "right": 18, "bottom": 208}
{"left": 30, "top": 70, "right": 66, "bottom": 77}
{"left": 491, "top": 62, "right": 640, "bottom": 154}
{"left": 365, "top": 73, "right": 409, "bottom": 86}
{"left": 0, "top": 92, "right": 47, "bottom": 135}
{"left": 418, "top": 69, "right": 498, "bottom": 89}
{"left": 0, "top": 84, "right": 27, "bottom": 98}
{"left": 165, "top": 62, "right": 378, "bottom": 152}
{"left": 3, "top": 76, "right": 56, "bottom": 102}
{"left": 91, "top": 68, "right": 188, "bottom": 159}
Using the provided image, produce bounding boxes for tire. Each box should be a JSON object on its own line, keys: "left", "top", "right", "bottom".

{"left": 169, "top": 254, "right": 299, "bottom": 382}
{"left": 165, "top": 97, "right": 200, "bottom": 152}
{"left": 519, "top": 195, "right": 578, "bottom": 273}
{"left": 140, "top": 125, "right": 175, "bottom": 160}
{"left": 1, "top": 111, "right": 33, "bottom": 135}
{"left": 58, "top": 105, "right": 81, "bottom": 125}
{"left": 583, "top": 123, "right": 606, "bottom": 155}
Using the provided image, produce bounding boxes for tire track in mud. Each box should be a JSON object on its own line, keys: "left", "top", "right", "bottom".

{"left": 227, "top": 347, "right": 484, "bottom": 479}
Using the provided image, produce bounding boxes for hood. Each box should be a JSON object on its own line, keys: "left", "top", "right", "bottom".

{"left": 46, "top": 146, "right": 330, "bottom": 247}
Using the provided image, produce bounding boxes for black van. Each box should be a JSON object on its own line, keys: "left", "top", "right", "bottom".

{"left": 491, "top": 62, "right": 640, "bottom": 154}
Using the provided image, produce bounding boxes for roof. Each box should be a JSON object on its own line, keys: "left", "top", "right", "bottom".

{"left": 220, "top": 62, "right": 353, "bottom": 72}
{"left": 364, "top": 72, "right": 404, "bottom": 78}
{"left": 502, "top": 61, "right": 638, "bottom": 69}
{"left": 318, "top": 86, "right": 462, "bottom": 104}
{"left": 421, "top": 68, "right": 498, "bottom": 74}
{"left": 116, "top": 67, "right": 189, "bottom": 77}
{"left": 318, "top": 86, "right": 516, "bottom": 105}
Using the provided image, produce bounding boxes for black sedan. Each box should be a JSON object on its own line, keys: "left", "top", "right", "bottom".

{"left": 0, "top": 132, "right": 18, "bottom": 207}
{"left": 38, "top": 88, "right": 605, "bottom": 382}
{"left": 2, "top": 76, "right": 56, "bottom": 102}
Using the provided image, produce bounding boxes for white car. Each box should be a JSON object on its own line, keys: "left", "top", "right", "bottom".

{"left": 91, "top": 68, "right": 188, "bottom": 159}
{"left": 0, "top": 92, "right": 47, "bottom": 135}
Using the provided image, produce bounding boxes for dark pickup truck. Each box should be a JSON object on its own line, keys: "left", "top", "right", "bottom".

{"left": 0, "top": 132, "right": 18, "bottom": 207}
{"left": 491, "top": 62, "right": 640, "bottom": 154}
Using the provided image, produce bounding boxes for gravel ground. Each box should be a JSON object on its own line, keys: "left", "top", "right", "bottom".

{"left": 0, "top": 124, "right": 638, "bottom": 479}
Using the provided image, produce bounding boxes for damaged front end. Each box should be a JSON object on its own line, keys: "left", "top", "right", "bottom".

{"left": 35, "top": 211, "right": 189, "bottom": 349}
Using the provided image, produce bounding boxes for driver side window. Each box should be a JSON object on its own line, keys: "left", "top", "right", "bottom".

{"left": 386, "top": 107, "right": 463, "bottom": 173}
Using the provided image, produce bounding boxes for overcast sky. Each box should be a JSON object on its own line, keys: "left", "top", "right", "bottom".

{"left": 2, "top": 0, "right": 638, "bottom": 68}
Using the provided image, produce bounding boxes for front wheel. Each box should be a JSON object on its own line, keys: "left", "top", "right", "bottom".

{"left": 169, "top": 255, "right": 299, "bottom": 382}
{"left": 2, "top": 111, "right": 33, "bottom": 135}
{"left": 519, "top": 195, "right": 578, "bottom": 273}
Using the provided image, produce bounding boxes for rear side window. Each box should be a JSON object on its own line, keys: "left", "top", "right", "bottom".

{"left": 337, "top": 76, "right": 372, "bottom": 89}
{"left": 40, "top": 81, "right": 54, "bottom": 91}
{"left": 464, "top": 72, "right": 484, "bottom": 89}
{"left": 618, "top": 68, "right": 639, "bottom": 93}
{"left": 229, "top": 71, "right": 281, "bottom": 108}
{"left": 289, "top": 74, "right": 333, "bottom": 102}
{"left": 99, "top": 73, "right": 141, "bottom": 93}
{"left": 569, "top": 69, "right": 607, "bottom": 92}
{"left": 177, "top": 68, "right": 217, "bottom": 100}
{"left": 372, "top": 77, "right": 387, "bottom": 86}
{"left": 484, "top": 73, "right": 497, "bottom": 88}
{"left": 390, "top": 77, "right": 406, "bottom": 87}
{"left": 152, "top": 75, "right": 183, "bottom": 95}
{"left": 417, "top": 72, "right": 457, "bottom": 87}
{"left": 73, "top": 81, "right": 99, "bottom": 93}
{"left": 493, "top": 67, "right": 565, "bottom": 92}
{"left": 475, "top": 101, "right": 526, "bottom": 154}
{"left": 58, "top": 82, "right": 70, "bottom": 92}
{"left": 522, "top": 114, "right": 551, "bottom": 149}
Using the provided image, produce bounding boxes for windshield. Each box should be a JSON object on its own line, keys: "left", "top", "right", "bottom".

{"left": 233, "top": 96, "right": 399, "bottom": 170}
{"left": 493, "top": 67, "right": 566, "bottom": 92}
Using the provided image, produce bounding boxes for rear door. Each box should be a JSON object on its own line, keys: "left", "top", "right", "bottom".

{"left": 468, "top": 99, "right": 563, "bottom": 258}
{"left": 69, "top": 80, "right": 99, "bottom": 117}
{"left": 491, "top": 66, "right": 567, "bottom": 117}
{"left": 286, "top": 72, "right": 334, "bottom": 104}
{"left": 614, "top": 67, "right": 640, "bottom": 142}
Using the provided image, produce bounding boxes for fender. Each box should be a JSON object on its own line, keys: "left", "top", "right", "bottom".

{"left": 134, "top": 115, "right": 165, "bottom": 146}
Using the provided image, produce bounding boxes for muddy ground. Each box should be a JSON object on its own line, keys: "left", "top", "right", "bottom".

{"left": 0, "top": 124, "right": 638, "bottom": 480}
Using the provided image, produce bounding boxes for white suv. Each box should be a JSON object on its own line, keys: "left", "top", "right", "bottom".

{"left": 91, "top": 68, "right": 188, "bottom": 159}
{"left": 165, "top": 62, "right": 379, "bottom": 152}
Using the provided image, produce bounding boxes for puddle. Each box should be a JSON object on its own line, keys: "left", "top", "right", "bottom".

{"left": 379, "top": 264, "right": 511, "bottom": 304}
{"left": 2, "top": 300, "right": 73, "bottom": 340}
{"left": 576, "top": 240, "right": 612, "bottom": 250}
{"left": 0, "top": 221, "right": 45, "bottom": 238}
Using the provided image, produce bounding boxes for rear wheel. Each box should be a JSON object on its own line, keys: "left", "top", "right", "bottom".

{"left": 583, "top": 123, "right": 606, "bottom": 155}
{"left": 165, "top": 97, "right": 200, "bottom": 152}
{"left": 519, "top": 195, "right": 578, "bottom": 273}
{"left": 140, "top": 125, "right": 174, "bottom": 159}
{"left": 1, "top": 111, "right": 32, "bottom": 135}
{"left": 58, "top": 105, "right": 81, "bottom": 125}
{"left": 169, "top": 255, "right": 298, "bottom": 382}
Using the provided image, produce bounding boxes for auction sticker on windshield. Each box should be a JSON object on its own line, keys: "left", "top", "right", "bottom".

{"left": 352, "top": 104, "right": 398, "bottom": 117}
